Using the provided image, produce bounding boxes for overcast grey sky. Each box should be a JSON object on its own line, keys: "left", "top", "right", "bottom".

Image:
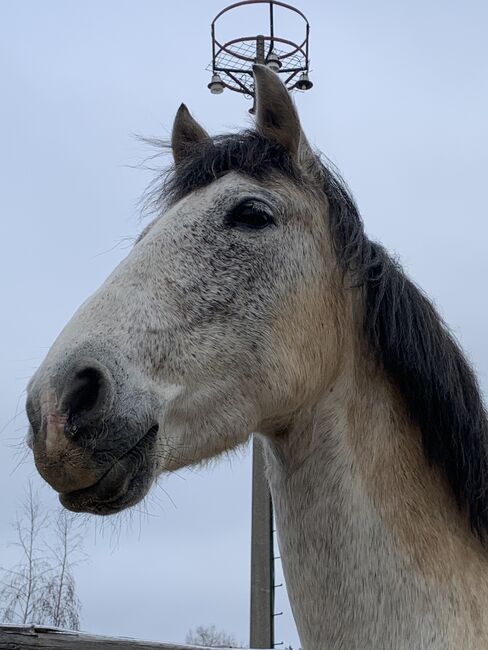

{"left": 1, "top": 0, "right": 487, "bottom": 647}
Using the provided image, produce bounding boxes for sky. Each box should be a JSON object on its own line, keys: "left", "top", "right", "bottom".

{"left": 1, "top": 0, "right": 487, "bottom": 647}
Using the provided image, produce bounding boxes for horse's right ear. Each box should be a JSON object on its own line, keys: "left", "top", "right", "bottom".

{"left": 171, "top": 104, "right": 210, "bottom": 165}
{"left": 253, "top": 64, "right": 301, "bottom": 159}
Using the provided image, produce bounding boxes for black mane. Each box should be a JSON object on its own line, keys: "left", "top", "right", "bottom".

{"left": 159, "top": 131, "right": 488, "bottom": 540}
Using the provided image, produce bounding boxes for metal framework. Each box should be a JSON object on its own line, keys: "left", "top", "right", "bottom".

{"left": 208, "top": 0, "right": 312, "bottom": 100}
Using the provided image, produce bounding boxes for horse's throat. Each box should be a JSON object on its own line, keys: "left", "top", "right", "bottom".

{"left": 263, "top": 379, "right": 488, "bottom": 650}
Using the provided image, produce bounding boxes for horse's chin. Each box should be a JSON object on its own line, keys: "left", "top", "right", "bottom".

{"left": 59, "top": 426, "right": 158, "bottom": 515}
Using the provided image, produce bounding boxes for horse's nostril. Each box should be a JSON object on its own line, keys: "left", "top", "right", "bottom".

{"left": 60, "top": 362, "right": 114, "bottom": 431}
{"left": 68, "top": 368, "right": 102, "bottom": 415}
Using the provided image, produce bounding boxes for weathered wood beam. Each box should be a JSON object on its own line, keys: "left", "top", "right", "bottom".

{"left": 249, "top": 437, "right": 274, "bottom": 649}
{"left": 0, "top": 625, "right": 263, "bottom": 650}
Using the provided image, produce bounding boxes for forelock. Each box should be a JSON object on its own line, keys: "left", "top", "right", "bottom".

{"left": 161, "top": 131, "right": 303, "bottom": 209}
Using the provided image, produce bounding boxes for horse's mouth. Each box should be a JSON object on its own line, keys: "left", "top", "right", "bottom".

{"left": 59, "top": 425, "right": 158, "bottom": 515}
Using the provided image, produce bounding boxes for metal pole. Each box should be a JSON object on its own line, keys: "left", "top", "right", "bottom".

{"left": 250, "top": 435, "right": 274, "bottom": 649}
{"left": 250, "top": 34, "right": 265, "bottom": 114}
{"left": 256, "top": 33, "right": 265, "bottom": 63}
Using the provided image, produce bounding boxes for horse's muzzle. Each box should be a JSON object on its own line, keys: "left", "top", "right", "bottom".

{"left": 26, "top": 347, "right": 160, "bottom": 513}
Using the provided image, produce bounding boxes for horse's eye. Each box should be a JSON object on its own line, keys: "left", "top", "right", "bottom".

{"left": 227, "top": 201, "right": 274, "bottom": 230}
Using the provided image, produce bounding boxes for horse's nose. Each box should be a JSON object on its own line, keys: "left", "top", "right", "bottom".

{"left": 26, "top": 358, "right": 116, "bottom": 493}
{"left": 28, "top": 359, "right": 114, "bottom": 443}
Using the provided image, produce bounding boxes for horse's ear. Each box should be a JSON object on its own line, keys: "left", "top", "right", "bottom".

{"left": 171, "top": 104, "right": 210, "bottom": 165}
{"left": 253, "top": 64, "right": 301, "bottom": 158}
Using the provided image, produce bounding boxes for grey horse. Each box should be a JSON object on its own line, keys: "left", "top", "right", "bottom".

{"left": 26, "top": 66, "right": 488, "bottom": 649}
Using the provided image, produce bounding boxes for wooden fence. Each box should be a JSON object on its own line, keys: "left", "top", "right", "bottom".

{"left": 0, "top": 625, "right": 264, "bottom": 650}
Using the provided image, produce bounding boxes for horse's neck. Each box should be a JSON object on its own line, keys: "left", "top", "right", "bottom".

{"left": 264, "top": 359, "right": 488, "bottom": 650}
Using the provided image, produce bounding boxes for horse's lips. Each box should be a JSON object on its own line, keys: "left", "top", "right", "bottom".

{"left": 59, "top": 425, "right": 158, "bottom": 514}
{"left": 60, "top": 457, "right": 133, "bottom": 512}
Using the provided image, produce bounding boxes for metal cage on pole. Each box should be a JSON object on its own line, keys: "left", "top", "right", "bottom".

{"left": 208, "top": 1, "right": 313, "bottom": 111}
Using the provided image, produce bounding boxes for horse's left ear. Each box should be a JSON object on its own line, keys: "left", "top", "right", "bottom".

{"left": 171, "top": 103, "right": 210, "bottom": 165}
{"left": 253, "top": 64, "right": 301, "bottom": 159}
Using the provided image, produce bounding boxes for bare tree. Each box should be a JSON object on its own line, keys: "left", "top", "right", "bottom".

{"left": 0, "top": 483, "right": 82, "bottom": 628}
{"left": 185, "top": 624, "right": 242, "bottom": 647}
{"left": 38, "top": 509, "right": 82, "bottom": 629}
{"left": 0, "top": 483, "right": 50, "bottom": 624}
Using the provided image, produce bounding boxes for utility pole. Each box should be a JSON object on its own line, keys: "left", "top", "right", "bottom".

{"left": 206, "top": 4, "right": 313, "bottom": 646}
{"left": 249, "top": 39, "right": 274, "bottom": 649}
{"left": 249, "top": 35, "right": 274, "bottom": 650}
{"left": 250, "top": 435, "right": 274, "bottom": 648}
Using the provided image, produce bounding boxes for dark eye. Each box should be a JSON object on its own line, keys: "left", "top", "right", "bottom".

{"left": 227, "top": 201, "right": 274, "bottom": 230}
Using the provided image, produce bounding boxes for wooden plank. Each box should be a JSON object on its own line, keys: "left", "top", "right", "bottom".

{"left": 0, "top": 625, "right": 255, "bottom": 650}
